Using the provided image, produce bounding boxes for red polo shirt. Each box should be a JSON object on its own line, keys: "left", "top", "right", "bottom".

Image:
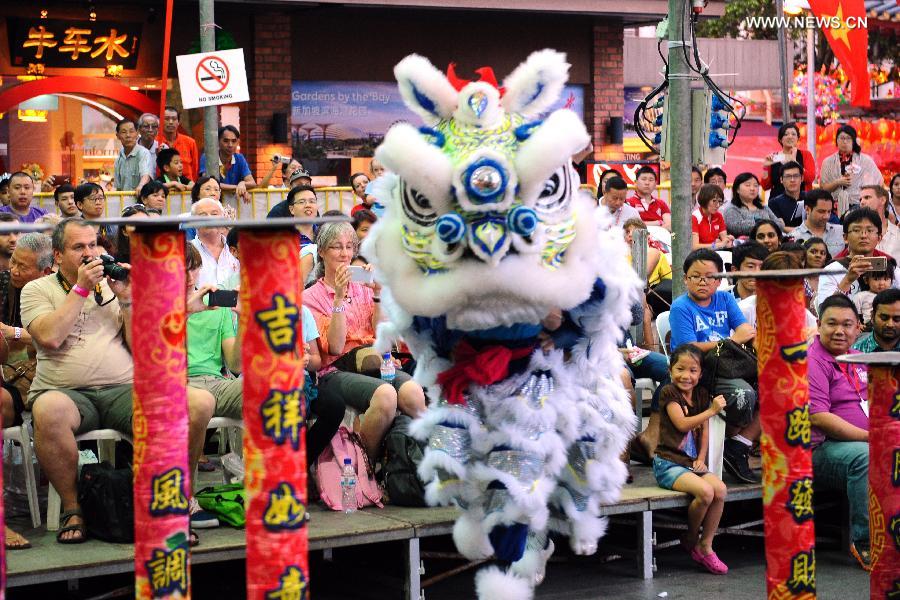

{"left": 627, "top": 194, "right": 670, "bottom": 223}
{"left": 691, "top": 208, "right": 726, "bottom": 244}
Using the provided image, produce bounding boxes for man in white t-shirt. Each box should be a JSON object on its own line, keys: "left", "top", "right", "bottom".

{"left": 599, "top": 176, "right": 640, "bottom": 228}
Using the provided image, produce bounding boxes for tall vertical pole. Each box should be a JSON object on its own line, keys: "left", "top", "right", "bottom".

{"left": 241, "top": 229, "right": 309, "bottom": 600}
{"left": 834, "top": 354, "right": 900, "bottom": 598}
{"left": 775, "top": 0, "right": 792, "bottom": 123}
{"left": 200, "top": 0, "right": 220, "bottom": 179}
{"left": 159, "top": 0, "right": 174, "bottom": 121}
{"left": 756, "top": 277, "right": 816, "bottom": 598}
{"left": 668, "top": 0, "right": 692, "bottom": 298}
{"left": 806, "top": 26, "right": 817, "bottom": 161}
{"left": 131, "top": 229, "right": 191, "bottom": 600}
{"left": 630, "top": 228, "right": 648, "bottom": 347}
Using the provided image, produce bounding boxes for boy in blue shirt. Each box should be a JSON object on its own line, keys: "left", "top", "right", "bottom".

{"left": 669, "top": 248, "right": 760, "bottom": 483}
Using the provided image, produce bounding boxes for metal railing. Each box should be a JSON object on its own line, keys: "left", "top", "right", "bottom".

{"left": 33, "top": 182, "right": 763, "bottom": 219}
{"left": 581, "top": 182, "right": 769, "bottom": 204}
{"left": 33, "top": 187, "right": 360, "bottom": 220}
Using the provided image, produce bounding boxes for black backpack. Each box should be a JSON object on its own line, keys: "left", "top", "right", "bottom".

{"left": 78, "top": 461, "right": 134, "bottom": 543}
{"left": 381, "top": 415, "right": 427, "bottom": 507}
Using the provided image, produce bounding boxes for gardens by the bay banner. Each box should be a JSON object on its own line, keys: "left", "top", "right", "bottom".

{"left": 290, "top": 80, "right": 584, "bottom": 158}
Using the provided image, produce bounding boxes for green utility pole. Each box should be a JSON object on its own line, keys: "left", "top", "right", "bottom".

{"left": 200, "top": 0, "right": 220, "bottom": 179}
{"left": 668, "top": 0, "right": 693, "bottom": 298}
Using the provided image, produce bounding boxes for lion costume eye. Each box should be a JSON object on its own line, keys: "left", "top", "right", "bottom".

{"left": 534, "top": 167, "right": 571, "bottom": 216}
{"left": 400, "top": 179, "right": 438, "bottom": 226}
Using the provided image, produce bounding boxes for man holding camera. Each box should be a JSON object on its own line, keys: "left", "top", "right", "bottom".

{"left": 22, "top": 218, "right": 215, "bottom": 544}
{"left": 817, "top": 207, "right": 900, "bottom": 312}
{"left": 259, "top": 155, "right": 302, "bottom": 189}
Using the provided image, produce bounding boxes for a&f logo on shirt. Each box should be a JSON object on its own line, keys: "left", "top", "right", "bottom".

{"left": 694, "top": 312, "right": 728, "bottom": 338}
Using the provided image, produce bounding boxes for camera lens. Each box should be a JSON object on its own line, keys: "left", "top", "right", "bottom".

{"left": 99, "top": 254, "right": 129, "bottom": 281}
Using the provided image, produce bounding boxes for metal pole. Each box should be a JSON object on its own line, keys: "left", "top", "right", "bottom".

{"left": 630, "top": 228, "right": 648, "bottom": 347}
{"left": 806, "top": 26, "right": 816, "bottom": 161}
{"left": 775, "top": 0, "right": 792, "bottom": 123}
{"left": 668, "top": 0, "right": 692, "bottom": 298}
{"left": 200, "top": 0, "right": 220, "bottom": 179}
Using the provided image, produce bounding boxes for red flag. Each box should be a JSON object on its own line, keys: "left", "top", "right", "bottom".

{"left": 807, "top": 0, "right": 871, "bottom": 107}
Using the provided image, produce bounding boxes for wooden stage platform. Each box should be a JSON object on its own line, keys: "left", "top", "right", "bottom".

{"left": 6, "top": 466, "right": 762, "bottom": 598}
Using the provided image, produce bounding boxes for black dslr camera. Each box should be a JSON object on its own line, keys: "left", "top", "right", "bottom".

{"left": 84, "top": 255, "right": 129, "bottom": 281}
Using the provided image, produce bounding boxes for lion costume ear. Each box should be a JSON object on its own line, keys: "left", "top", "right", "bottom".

{"left": 501, "top": 49, "right": 570, "bottom": 118}
{"left": 394, "top": 54, "right": 459, "bottom": 123}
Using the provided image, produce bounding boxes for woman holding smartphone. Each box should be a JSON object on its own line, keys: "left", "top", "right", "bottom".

{"left": 303, "top": 221, "right": 426, "bottom": 461}
{"left": 761, "top": 122, "right": 815, "bottom": 198}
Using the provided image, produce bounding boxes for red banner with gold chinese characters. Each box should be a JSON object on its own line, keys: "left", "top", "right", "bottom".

{"left": 239, "top": 229, "right": 309, "bottom": 600}
{"left": 756, "top": 279, "right": 816, "bottom": 600}
{"left": 866, "top": 366, "right": 900, "bottom": 598}
{"left": 130, "top": 230, "right": 191, "bottom": 599}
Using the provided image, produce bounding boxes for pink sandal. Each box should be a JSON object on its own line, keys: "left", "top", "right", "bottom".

{"left": 690, "top": 546, "right": 729, "bottom": 574}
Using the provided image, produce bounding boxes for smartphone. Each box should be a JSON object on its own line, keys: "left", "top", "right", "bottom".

{"left": 349, "top": 265, "right": 374, "bottom": 284}
{"left": 208, "top": 289, "right": 239, "bottom": 307}
{"left": 859, "top": 256, "right": 887, "bottom": 272}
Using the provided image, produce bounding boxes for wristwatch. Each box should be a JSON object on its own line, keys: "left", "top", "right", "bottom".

{"left": 331, "top": 303, "right": 347, "bottom": 314}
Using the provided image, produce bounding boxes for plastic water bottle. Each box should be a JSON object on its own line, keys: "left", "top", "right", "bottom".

{"left": 341, "top": 458, "right": 357, "bottom": 514}
{"left": 380, "top": 352, "right": 396, "bottom": 383}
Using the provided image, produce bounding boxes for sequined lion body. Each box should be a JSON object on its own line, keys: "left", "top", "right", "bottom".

{"left": 363, "top": 50, "right": 640, "bottom": 599}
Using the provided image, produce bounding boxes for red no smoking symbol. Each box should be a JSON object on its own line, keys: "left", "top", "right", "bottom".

{"left": 196, "top": 56, "right": 230, "bottom": 94}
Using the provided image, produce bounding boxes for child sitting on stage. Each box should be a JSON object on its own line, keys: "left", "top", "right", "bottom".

{"left": 652, "top": 344, "right": 729, "bottom": 574}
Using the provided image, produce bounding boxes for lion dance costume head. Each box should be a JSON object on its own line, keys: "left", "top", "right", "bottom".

{"left": 364, "top": 50, "right": 641, "bottom": 599}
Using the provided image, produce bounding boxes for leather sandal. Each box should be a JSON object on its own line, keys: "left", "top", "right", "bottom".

{"left": 57, "top": 509, "right": 87, "bottom": 544}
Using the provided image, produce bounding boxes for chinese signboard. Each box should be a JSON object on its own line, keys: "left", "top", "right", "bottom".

{"left": 7, "top": 18, "right": 141, "bottom": 69}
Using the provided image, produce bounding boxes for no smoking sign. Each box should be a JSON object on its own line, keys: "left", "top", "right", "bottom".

{"left": 176, "top": 48, "right": 249, "bottom": 109}
{"left": 196, "top": 56, "right": 230, "bottom": 94}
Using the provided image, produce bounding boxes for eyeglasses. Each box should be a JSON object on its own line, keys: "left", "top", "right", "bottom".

{"left": 782, "top": 174, "right": 802, "bottom": 180}
{"left": 83, "top": 194, "right": 104, "bottom": 203}
{"left": 122, "top": 203, "right": 162, "bottom": 217}
{"left": 686, "top": 275, "right": 716, "bottom": 284}
{"left": 291, "top": 199, "right": 318, "bottom": 206}
{"left": 848, "top": 227, "right": 878, "bottom": 236}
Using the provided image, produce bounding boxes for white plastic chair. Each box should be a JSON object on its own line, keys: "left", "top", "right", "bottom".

{"left": 655, "top": 311, "right": 671, "bottom": 357}
{"left": 634, "top": 378, "right": 657, "bottom": 405}
{"left": 205, "top": 417, "right": 244, "bottom": 484}
{"left": 707, "top": 414, "right": 727, "bottom": 478}
{"left": 208, "top": 417, "right": 243, "bottom": 457}
{"left": 715, "top": 250, "right": 733, "bottom": 272}
{"left": 47, "top": 429, "right": 131, "bottom": 532}
{"left": 3, "top": 423, "right": 41, "bottom": 528}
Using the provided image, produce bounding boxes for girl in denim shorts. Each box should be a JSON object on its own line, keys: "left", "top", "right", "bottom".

{"left": 653, "top": 344, "right": 730, "bottom": 574}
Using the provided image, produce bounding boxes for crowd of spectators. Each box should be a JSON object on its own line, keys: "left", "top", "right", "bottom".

{"left": 0, "top": 133, "right": 395, "bottom": 549}
{"left": 604, "top": 124, "right": 897, "bottom": 573}
{"left": 0, "top": 113, "right": 895, "bottom": 579}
